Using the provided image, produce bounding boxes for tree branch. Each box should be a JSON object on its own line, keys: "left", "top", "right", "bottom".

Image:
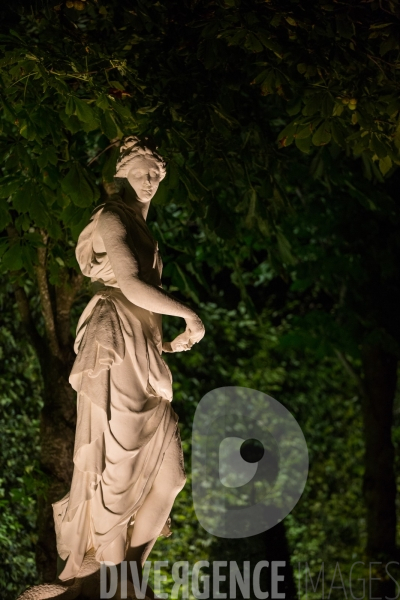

{"left": 12, "top": 281, "right": 45, "bottom": 358}
{"left": 87, "top": 140, "right": 120, "bottom": 166}
{"left": 6, "top": 225, "right": 45, "bottom": 357}
{"left": 35, "top": 230, "right": 62, "bottom": 359}
{"left": 55, "top": 271, "right": 84, "bottom": 348}
{"left": 335, "top": 349, "right": 366, "bottom": 399}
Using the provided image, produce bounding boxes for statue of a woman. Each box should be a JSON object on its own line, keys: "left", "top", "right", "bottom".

{"left": 48, "top": 137, "right": 205, "bottom": 597}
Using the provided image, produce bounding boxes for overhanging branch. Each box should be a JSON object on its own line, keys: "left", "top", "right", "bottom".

{"left": 35, "top": 230, "right": 62, "bottom": 359}
{"left": 6, "top": 225, "right": 45, "bottom": 357}
{"left": 12, "top": 281, "right": 45, "bottom": 358}
{"left": 335, "top": 349, "right": 366, "bottom": 400}
{"left": 55, "top": 270, "right": 84, "bottom": 348}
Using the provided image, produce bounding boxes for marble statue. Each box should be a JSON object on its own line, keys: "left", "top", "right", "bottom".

{"left": 18, "top": 136, "right": 205, "bottom": 600}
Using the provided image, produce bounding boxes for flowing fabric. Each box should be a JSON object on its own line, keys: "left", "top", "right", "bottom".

{"left": 53, "top": 198, "right": 178, "bottom": 581}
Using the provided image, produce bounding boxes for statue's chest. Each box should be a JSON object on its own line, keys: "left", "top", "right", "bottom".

{"left": 127, "top": 220, "right": 162, "bottom": 287}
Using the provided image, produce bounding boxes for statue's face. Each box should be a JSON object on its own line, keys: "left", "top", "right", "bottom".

{"left": 126, "top": 156, "right": 162, "bottom": 202}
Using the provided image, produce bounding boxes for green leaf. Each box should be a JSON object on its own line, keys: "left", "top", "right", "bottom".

{"left": 332, "top": 103, "right": 344, "bottom": 117}
{"left": 21, "top": 243, "right": 36, "bottom": 274}
{"left": 81, "top": 119, "right": 100, "bottom": 133}
{"left": 109, "top": 80, "right": 125, "bottom": 91}
{"left": 12, "top": 186, "right": 31, "bottom": 212}
{"left": 37, "top": 147, "right": 58, "bottom": 168}
{"left": 100, "top": 111, "right": 118, "bottom": 139}
{"left": 168, "top": 162, "right": 180, "bottom": 190}
{"left": 61, "top": 204, "right": 91, "bottom": 239}
{"left": 305, "top": 65, "right": 317, "bottom": 79}
{"left": 286, "top": 99, "right": 302, "bottom": 116}
{"left": 321, "top": 94, "right": 334, "bottom": 118}
{"left": 96, "top": 94, "right": 110, "bottom": 110}
{"left": 59, "top": 108, "right": 82, "bottom": 134}
{"left": 65, "top": 97, "right": 75, "bottom": 116}
{"left": 47, "top": 218, "right": 62, "bottom": 239}
{"left": 253, "top": 69, "right": 269, "bottom": 85}
{"left": 73, "top": 97, "right": 95, "bottom": 123}
{"left": 43, "top": 166, "right": 60, "bottom": 191}
{"left": 371, "top": 134, "right": 388, "bottom": 159}
{"left": 113, "top": 102, "right": 134, "bottom": 121}
{"left": 244, "top": 33, "right": 263, "bottom": 53}
{"left": 330, "top": 120, "right": 346, "bottom": 146}
{"left": 394, "top": 122, "right": 400, "bottom": 150}
{"left": 152, "top": 182, "right": 168, "bottom": 206}
{"left": 276, "top": 229, "right": 296, "bottom": 265}
{"left": 361, "top": 152, "right": 372, "bottom": 180}
{"left": 56, "top": 188, "right": 70, "bottom": 208}
{"left": 380, "top": 35, "right": 396, "bottom": 56}
{"left": 345, "top": 179, "right": 376, "bottom": 210}
{"left": 370, "top": 159, "right": 385, "bottom": 183}
{"left": 257, "top": 33, "right": 282, "bottom": 56}
{"left": 19, "top": 120, "right": 36, "bottom": 141}
{"left": 102, "top": 146, "right": 119, "bottom": 183}
{"left": 302, "top": 94, "right": 322, "bottom": 117}
{"left": 0, "top": 180, "right": 20, "bottom": 198}
{"left": 61, "top": 163, "right": 99, "bottom": 208}
{"left": 0, "top": 199, "right": 11, "bottom": 229}
{"left": 29, "top": 199, "right": 48, "bottom": 228}
{"left": 1, "top": 243, "right": 23, "bottom": 271}
{"left": 386, "top": 98, "right": 400, "bottom": 117}
{"left": 295, "top": 135, "right": 312, "bottom": 154}
{"left": 296, "top": 123, "right": 313, "bottom": 140}
{"left": 1, "top": 96, "right": 16, "bottom": 122}
{"left": 260, "top": 70, "right": 276, "bottom": 95}
{"left": 70, "top": 208, "right": 91, "bottom": 241}
{"left": 336, "top": 15, "right": 355, "bottom": 39}
{"left": 379, "top": 155, "right": 392, "bottom": 176}
{"left": 312, "top": 122, "right": 331, "bottom": 146}
{"left": 277, "top": 121, "right": 297, "bottom": 147}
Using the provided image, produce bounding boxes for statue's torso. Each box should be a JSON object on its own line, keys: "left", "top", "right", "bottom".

{"left": 88, "top": 198, "right": 162, "bottom": 290}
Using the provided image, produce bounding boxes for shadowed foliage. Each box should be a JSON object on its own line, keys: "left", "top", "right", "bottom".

{"left": 0, "top": 1, "right": 400, "bottom": 598}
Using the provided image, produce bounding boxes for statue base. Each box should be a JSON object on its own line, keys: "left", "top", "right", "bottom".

{"left": 16, "top": 549, "right": 151, "bottom": 600}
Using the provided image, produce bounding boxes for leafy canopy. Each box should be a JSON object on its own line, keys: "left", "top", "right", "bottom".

{"left": 0, "top": 0, "right": 399, "bottom": 285}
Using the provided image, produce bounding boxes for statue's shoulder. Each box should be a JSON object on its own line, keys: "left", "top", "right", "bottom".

{"left": 101, "top": 195, "right": 132, "bottom": 224}
{"left": 76, "top": 199, "right": 131, "bottom": 275}
{"left": 101, "top": 197, "right": 142, "bottom": 240}
{"left": 75, "top": 206, "right": 105, "bottom": 276}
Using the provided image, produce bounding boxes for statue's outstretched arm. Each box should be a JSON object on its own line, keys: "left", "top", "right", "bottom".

{"left": 98, "top": 209, "right": 204, "bottom": 349}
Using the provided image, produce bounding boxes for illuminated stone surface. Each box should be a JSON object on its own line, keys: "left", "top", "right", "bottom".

{"left": 17, "top": 137, "right": 205, "bottom": 600}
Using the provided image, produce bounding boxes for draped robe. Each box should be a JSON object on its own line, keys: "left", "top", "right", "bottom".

{"left": 53, "top": 198, "right": 178, "bottom": 581}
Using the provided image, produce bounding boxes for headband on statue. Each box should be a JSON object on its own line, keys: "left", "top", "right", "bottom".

{"left": 114, "top": 136, "right": 167, "bottom": 180}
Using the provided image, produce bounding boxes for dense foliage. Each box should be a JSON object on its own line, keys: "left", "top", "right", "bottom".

{"left": 1, "top": 0, "right": 399, "bottom": 278}
{"left": 0, "top": 283, "right": 43, "bottom": 596}
{"left": 1, "top": 1, "right": 400, "bottom": 599}
{"left": 5, "top": 289, "right": 397, "bottom": 600}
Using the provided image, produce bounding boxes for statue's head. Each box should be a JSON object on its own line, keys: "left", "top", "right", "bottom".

{"left": 114, "top": 136, "right": 167, "bottom": 202}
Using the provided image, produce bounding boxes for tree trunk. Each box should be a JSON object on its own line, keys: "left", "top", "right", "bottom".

{"left": 12, "top": 234, "right": 83, "bottom": 581}
{"left": 35, "top": 350, "right": 76, "bottom": 582}
{"left": 361, "top": 344, "right": 398, "bottom": 598}
{"left": 208, "top": 524, "right": 297, "bottom": 600}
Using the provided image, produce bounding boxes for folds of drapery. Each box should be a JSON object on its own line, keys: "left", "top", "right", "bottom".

{"left": 53, "top": 288, "right": 178, "bottom": 581}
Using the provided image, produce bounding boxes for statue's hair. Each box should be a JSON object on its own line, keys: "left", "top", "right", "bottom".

{"left": 114, "top": 136, "right": 167, "bottom": 180}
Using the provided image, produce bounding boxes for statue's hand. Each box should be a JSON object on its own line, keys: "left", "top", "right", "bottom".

{"left": 162, "top": 332, "right": 191, "bottom": 353}
{"left": 162, "top": 316, "right": 205, "bottom": 353}
{"left": 185, "top": 315, "right": 205, "bottom": 345}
